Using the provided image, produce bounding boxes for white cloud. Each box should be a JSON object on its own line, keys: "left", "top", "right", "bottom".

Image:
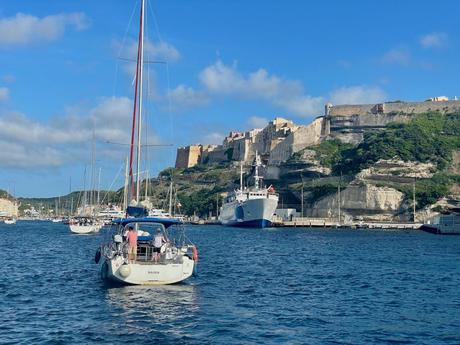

{"left": 1, "top": 74, "right": 15, "bottom": 83}
{"left": 381, "top": 47, "right": 411, "bottom": 65}
{"left": 0, "top": 12, "right": 90, "bottom": 47}
{"left": 0, "top": 96, "right": 163, "bottom": 169}
{"left": 113, "top": 38, "right": 180, "bottom": 76}
{"left": 0, "top": 87, "right": 9, "bottom": 102}
{"left": 329, "top": 85, "right": 386, "bottom": 105}
{"left": 0, "top": 140, "right": 63, "bottom": 168}
{"left": 203, "top": 132, "right": 224, "bottom": 145}
{"left": 198, "top": 60, "right": 324, "bottom": 117}
{"left": 165, "top": 60, "right": 387, "bottom": 116}
{"left": 247, "top": 116, "right": 268, "bottom": 129}
{"left": 420, "top": 32, "right": 448, "bottom": 48}
{"left": 167, "top": 84, "right": 209, "bottom": 109}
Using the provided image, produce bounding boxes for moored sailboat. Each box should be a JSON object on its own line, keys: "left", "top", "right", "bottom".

{"left": 98, "top": 0, "right": 198, "bottom": 285}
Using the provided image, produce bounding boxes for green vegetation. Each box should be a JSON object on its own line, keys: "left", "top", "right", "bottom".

{"left": 178, "top": 186, "right": 225, "bottom": 217}
{"left": 287, "top": 113, "right": 460, "bottom": 209}
{"left": 374, "top": 173, "right": 460, "bottom": 210}
{"left": 337, "top": 113, "right": 460, "bottom": 173}
{"left": 0, "top": 189, "right": 12, "bottom": 199}
{"left": 309, "top": 139, "right": 354, "bottom": 168}
{"left": 291, "top": 175, "right": 352, "bottom": 204}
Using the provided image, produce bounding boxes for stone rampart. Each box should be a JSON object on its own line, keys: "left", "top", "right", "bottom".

{"left": 269, "top": 117, "right": 324, "bottom": 165}
{"left": 175, "top": 145, "right": 202, "bottom": 168}
{"left": 328, "top": 100, "right": 460, "bottom": 117}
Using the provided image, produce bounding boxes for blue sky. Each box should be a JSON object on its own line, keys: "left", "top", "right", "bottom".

{"left": 0, "top": 0, "right": 459, "bottom": 197}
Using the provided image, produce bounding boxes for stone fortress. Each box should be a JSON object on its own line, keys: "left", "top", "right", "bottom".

{"left": 176, "top": 97, "right": 460, "bottom": 169}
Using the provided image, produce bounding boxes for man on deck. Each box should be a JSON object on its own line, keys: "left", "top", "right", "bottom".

{"left": 153, "top": 228, "right": 166, "bottom": 262}
{"left": 127, "top": 226, "right": 138, "bottom": 263}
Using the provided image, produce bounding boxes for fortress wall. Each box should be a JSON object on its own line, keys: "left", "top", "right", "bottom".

{"left": 329, "top": 100, "right": 460, "bottom": 117}
{"left": 269, "top": 117, "right": 323, "bottom": 165}
{"left": 327, "top": 100, "right": 460, "bottom": 144}
{"left": 175, "top": 145, "right": 202, "bottom": 168}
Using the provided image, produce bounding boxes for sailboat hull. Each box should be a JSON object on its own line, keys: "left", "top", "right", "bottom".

{"left": 102, "top": 255, "right": 195, "bottom": 285}
{"left": 69, "top": 224, "right": 101, "bottom": 234}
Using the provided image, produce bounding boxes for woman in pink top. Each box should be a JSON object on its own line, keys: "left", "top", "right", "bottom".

{"left": 127, "top": 226, "right": 138, "bottom": 263}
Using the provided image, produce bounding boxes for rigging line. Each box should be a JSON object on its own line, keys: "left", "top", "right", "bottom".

{"left": 165, "top": 62, "right": 175, "bottom": 177}
{"left": 148, "top": 0, "right": 164, "bottom": 43}
{"left": 147, "top": 1, "right": 176, "bottom": 182}
{"left": 104, "top": 140, "right": 172, "bottom": 147}
{"left": 113, "top": 0, "right": 139, "bottom": 97}
{"left": 117, "top": 57, "right": 166, "bottom": 64}
{"left": 99, "top": 161, "right": 124, "bottom": 206}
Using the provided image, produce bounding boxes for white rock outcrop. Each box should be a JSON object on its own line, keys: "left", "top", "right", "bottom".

{"left": 308, "top": 183, "right": 404, "bottom": 221}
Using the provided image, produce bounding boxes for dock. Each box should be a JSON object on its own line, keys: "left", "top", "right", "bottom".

{"left": 272, "top": 217, "right": 422, "bottom": 230}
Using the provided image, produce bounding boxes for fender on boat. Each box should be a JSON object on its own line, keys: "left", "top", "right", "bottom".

{"left": 94, "top": 247, "right": 101, "bottom": 264}
{"left": 192, "top": 246, "right": 199, "bottom": 262}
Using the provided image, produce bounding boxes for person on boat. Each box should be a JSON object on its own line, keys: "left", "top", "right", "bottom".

{"left": 127, "top": 226, "right": 138, "bottom": 263}
{"left": 153, "top": 228, "right": 166, "bottom": 262}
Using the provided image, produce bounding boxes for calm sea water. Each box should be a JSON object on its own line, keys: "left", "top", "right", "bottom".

{"left": 1, "top": 221, "right": 459, "bottom": 344}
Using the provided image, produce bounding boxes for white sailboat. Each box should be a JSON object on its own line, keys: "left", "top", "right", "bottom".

{"left": 69, "top": 166, "right": 103, "bottom": 234}
{"left": 98, "top": 0, "right": 198, "bottom": 285}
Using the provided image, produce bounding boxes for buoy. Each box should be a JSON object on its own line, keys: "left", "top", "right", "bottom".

{"left": 94, "top": 247, "right": 101, "bottom": 264}
{"left": 118, "top": 264, "right": 131, "bottom": 278}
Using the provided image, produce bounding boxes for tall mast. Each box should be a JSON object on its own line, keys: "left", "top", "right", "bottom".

{"left": 123, "top": 156, "right": 129, "bottom": 211}
{"left": 82, "top": 165, "right": 87, "bottom": 214}
{"left": 254, "top": 151, "right": 261, "bottom": 190}
{"left": 127, "top": 0, "right": 144, "bottom": 204}
{"left": 97, "top": 167, "right": 101, "bottom": 206}
{"left": 240, "top": 162, "right": 243, "bottom": 190}
{"left": 168, "top": 181, "right": 173, "bottom": 215}
{"left": 144, "top": 171, "right": 149, "bottom": 201}
{"left": 135, "top": 0, "right": 146, "bottom": 204}
{"left": 90, "top": 127, "right": 96, "bottom": 208}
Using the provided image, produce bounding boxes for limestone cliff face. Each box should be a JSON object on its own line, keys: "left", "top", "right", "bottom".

{"left": 357, "top": 159, "right": 435, "bottom": 180}
{"left": 308, "top": 183, "right": 405, "bottom": 221}
{"left": 0, "top": 198, "right": 19, "bottom": 217}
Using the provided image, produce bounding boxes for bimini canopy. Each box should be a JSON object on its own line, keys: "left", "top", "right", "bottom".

{"left": 113, "top": 217, "right": 183, "bottom": 229}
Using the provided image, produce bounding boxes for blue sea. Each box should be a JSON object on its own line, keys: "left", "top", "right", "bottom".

{"left": 1, "top": 221, "right": 459, "bottom": 344}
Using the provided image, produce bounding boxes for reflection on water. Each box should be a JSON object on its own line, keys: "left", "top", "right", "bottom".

{"left": 105, "top": 284, "right": 199, "bottom": 327}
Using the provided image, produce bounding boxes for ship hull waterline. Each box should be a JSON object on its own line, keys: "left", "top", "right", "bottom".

{"left": 219, "top": 197, "right": 278, "bottom": 229}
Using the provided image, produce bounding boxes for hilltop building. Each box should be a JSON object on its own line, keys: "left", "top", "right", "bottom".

{"left": 175, "top": 98, "right": 460, "bottom": 168}
{"left": 324, "top": 98, "right": 460, "bottom": 143}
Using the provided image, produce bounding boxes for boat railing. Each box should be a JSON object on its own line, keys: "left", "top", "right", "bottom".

{"left": 135, "top": 243, "right": 184, "bottom": 264}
